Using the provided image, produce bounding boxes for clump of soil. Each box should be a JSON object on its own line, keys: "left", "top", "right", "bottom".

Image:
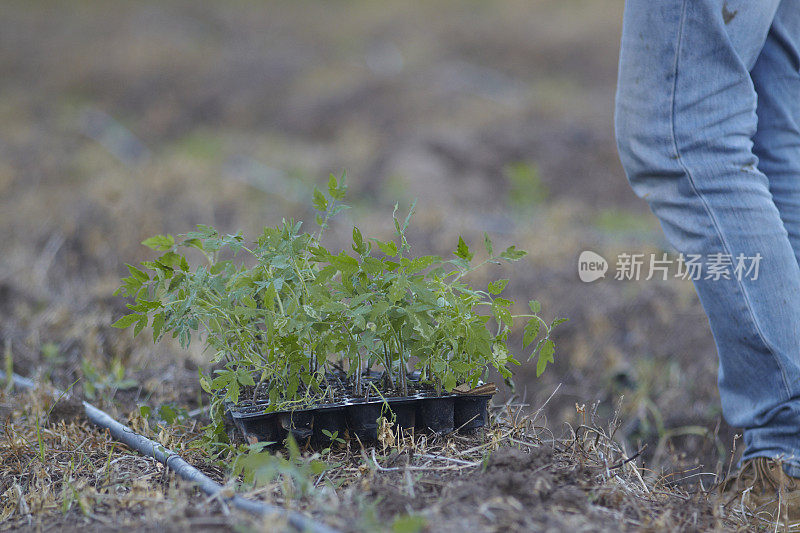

{"left": 46, "top": 394, "right": 86, "bottom": 425}
{"left": 360, "top": 442, "right": 738, "bottom": 533}
{"left": 434, "top": 447, "right": 613, "bottom": 532}
{"left": 448, "top": 446, "right": 588, "bottom": 508}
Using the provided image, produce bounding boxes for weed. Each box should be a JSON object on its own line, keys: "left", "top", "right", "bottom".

{"left": 230, "top": 437, "right": 330, "bottom": 497}
{"left": 40, "top": 342, "right": 66, "bottom": 383}
{"left": 81, "top": 357, "right": 138, "bottom": 401}
{"left": 593, "top": 208, "right": 658, "bottom": 235}
{"left": 320, "top": 430, "right": 345, "bottom": 455}
{"left": 505, "top": 162, "right": 548, "bottom": 209}
{"left": 391, "top": 514, "right": 427, "bottom": 533}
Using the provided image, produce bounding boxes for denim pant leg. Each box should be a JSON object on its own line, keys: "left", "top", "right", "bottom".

{"left": 615, "top": 0, "right": 800, "bottom": 471}
{"left": 745, "top": 3, "right": 800, "bottom": 474}
{"left": 753, "top": 4, "right": 800, "bottom": 264}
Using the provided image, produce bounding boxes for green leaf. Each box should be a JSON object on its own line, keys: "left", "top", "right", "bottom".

{"left": 303, "top": 305, "right": 320, "bottom": 320}
{"left": 523, "top": 319, "right": 540, "bottom": 348}
{"left": 190, "top": 224, "right": 218, "bottom": 239}
{"left": 237, "top": 370, "right": 256, "bottom": 387}
{"left": 152, "top": 312, "right": 165, "bottom": 342}
{"left": 405, "top": 255, "right": 440, "bottom": 275}
{"left": 402, "top": 199, "right": 417, "bottom": 232}
{"left": 536, "top": 339, "right": 555, "bottom": 377}
{"left": 328, "top": 172, "right": 347, "bottom": 200}
{"left": 492, "top": 303, "right": 512, "bottom": 327}
{"left": 111, "top": 314, "right": 141, "bottom": 329}
{"left": 373, "top": 239, "right": 398, "bottom": 257}
{"left": 272, "top": 277, "right": 285, "bottom": 292}
{"left": 227, "top": 380, "right": 240, "bottom": 404}
{"left": 211, "top": 373, "right": 232, "bottom": 389}
{"left": 450, "top": 361, "right": 469, "bottom": 374}
{"left": 156, "top": 251, "right": 182, "bottom": 269}
{"left": 361, "top": 257, "right": 384, "bottom": 275}
{"left": 528, "top": 300, "right": 541, "bottom": 314}
{"left": 141, "top": 234, "right": 175, "bottom": 251}
{"left": 133, "top": 315, "right": 148, "bottom": 337}
{"left": 313, "top": 187, "right": 328, "bottom": 212}
{"left": 388, "top": 278, "right": 408, "bottom": 303}
{"left": 159, "top": 404, "right": 177, "bottom": 424}
{"left": 309, "top": 459, "right": 328, "bottom": 475}
{"left": 352, "top": 226, "right": 365, "bottom": 254}
{"left": 454, "top": 236, "right": 474, "bottom": 261}
{"left": 483, "top": 232, "right": 493, "bottom": 256}
{"left": 487, "top": 279, "right": 508, "bottom": 295}
{"left": 182, "top": 238, "right": 204, "bottom": 250}
{"left": 552, "top": 317, "right": 569, "bottom": 328}
{"left": 126, "top": 264, "right": 149, "bottom": 283}
{"left": 493, "top": 297, "right": 512, "bottom": 308}
{"left": 329, "top": 252, "right": 359, "bottom": 272}
{"left": 500, "top": 245, "right": 527, "bottom": 261}
{"left": 328, "top": 174, "right": 339, "bottom": 197}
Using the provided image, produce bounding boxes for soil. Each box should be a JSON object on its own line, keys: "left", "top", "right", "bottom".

{"left": 45, "top": 394, "right": 86, "bottom": 425}
{"left": 359, "top": 445, "right": 729, "bottom": 533}
{"left": 237, "top": 369, "right": 435, "bottom": 407}
{"left": 234, "top": 370, "right": 488, "bottom": 412}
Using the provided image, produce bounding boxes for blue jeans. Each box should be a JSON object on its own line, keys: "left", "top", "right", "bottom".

{"left": 615, "top": 1, "right": 800, "bottom": 474}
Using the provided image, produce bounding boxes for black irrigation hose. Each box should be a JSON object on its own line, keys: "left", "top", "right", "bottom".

{"left": 1, "top": 370, "right": 339, "bottom": 533}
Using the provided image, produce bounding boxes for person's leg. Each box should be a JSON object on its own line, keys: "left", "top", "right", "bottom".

{"left": 753, "top": 3, "right": 800, "bottom": 264}
{"left": 615, "top": 0, "right": 800, "bottom": 472}
{"left": 744, "top": 2, "right": 800, "bottom": 474}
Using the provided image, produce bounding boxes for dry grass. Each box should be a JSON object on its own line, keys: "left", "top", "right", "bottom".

{"left": 0, "top": 382, "right": 759, "bottom": 532}
{"left": 0, "top": 386, "right": 251, "bottom": 531}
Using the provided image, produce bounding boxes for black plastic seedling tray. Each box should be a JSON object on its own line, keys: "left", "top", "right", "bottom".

{"left": 227, "top": 391, "right": 492, "bottom": 446}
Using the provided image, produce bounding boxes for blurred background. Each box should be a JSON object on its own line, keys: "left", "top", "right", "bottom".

{"left": 0, "top": 0, "right": 733, "bottom": 476}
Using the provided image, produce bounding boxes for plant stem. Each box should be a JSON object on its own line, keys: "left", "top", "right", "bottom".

{"left": 266, "top": 267, "right": 286, "bottom": 316}
{"left": 398, "top": 341, "right": 408, "bottom": 396}
{"left": 355, "top": 352, "right": 362, "bottom": 396}
{"left": 253, "top": 372, "right": 267, "bottom": 402}
{"left": 382, "top": 345, "right": 395, "bottom": 389}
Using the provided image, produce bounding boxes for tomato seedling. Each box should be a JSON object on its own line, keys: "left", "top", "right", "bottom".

{"left": 114, "top": 174, "right": 566, "bottom": 436}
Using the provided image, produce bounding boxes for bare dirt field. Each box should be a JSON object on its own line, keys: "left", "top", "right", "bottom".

{"left": 0, "top": 1, "right": 754, "bottom": 531}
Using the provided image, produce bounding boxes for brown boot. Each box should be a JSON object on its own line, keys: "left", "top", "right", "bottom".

{"left": 718, "top": 457, "right": 800, "bottom": 526}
